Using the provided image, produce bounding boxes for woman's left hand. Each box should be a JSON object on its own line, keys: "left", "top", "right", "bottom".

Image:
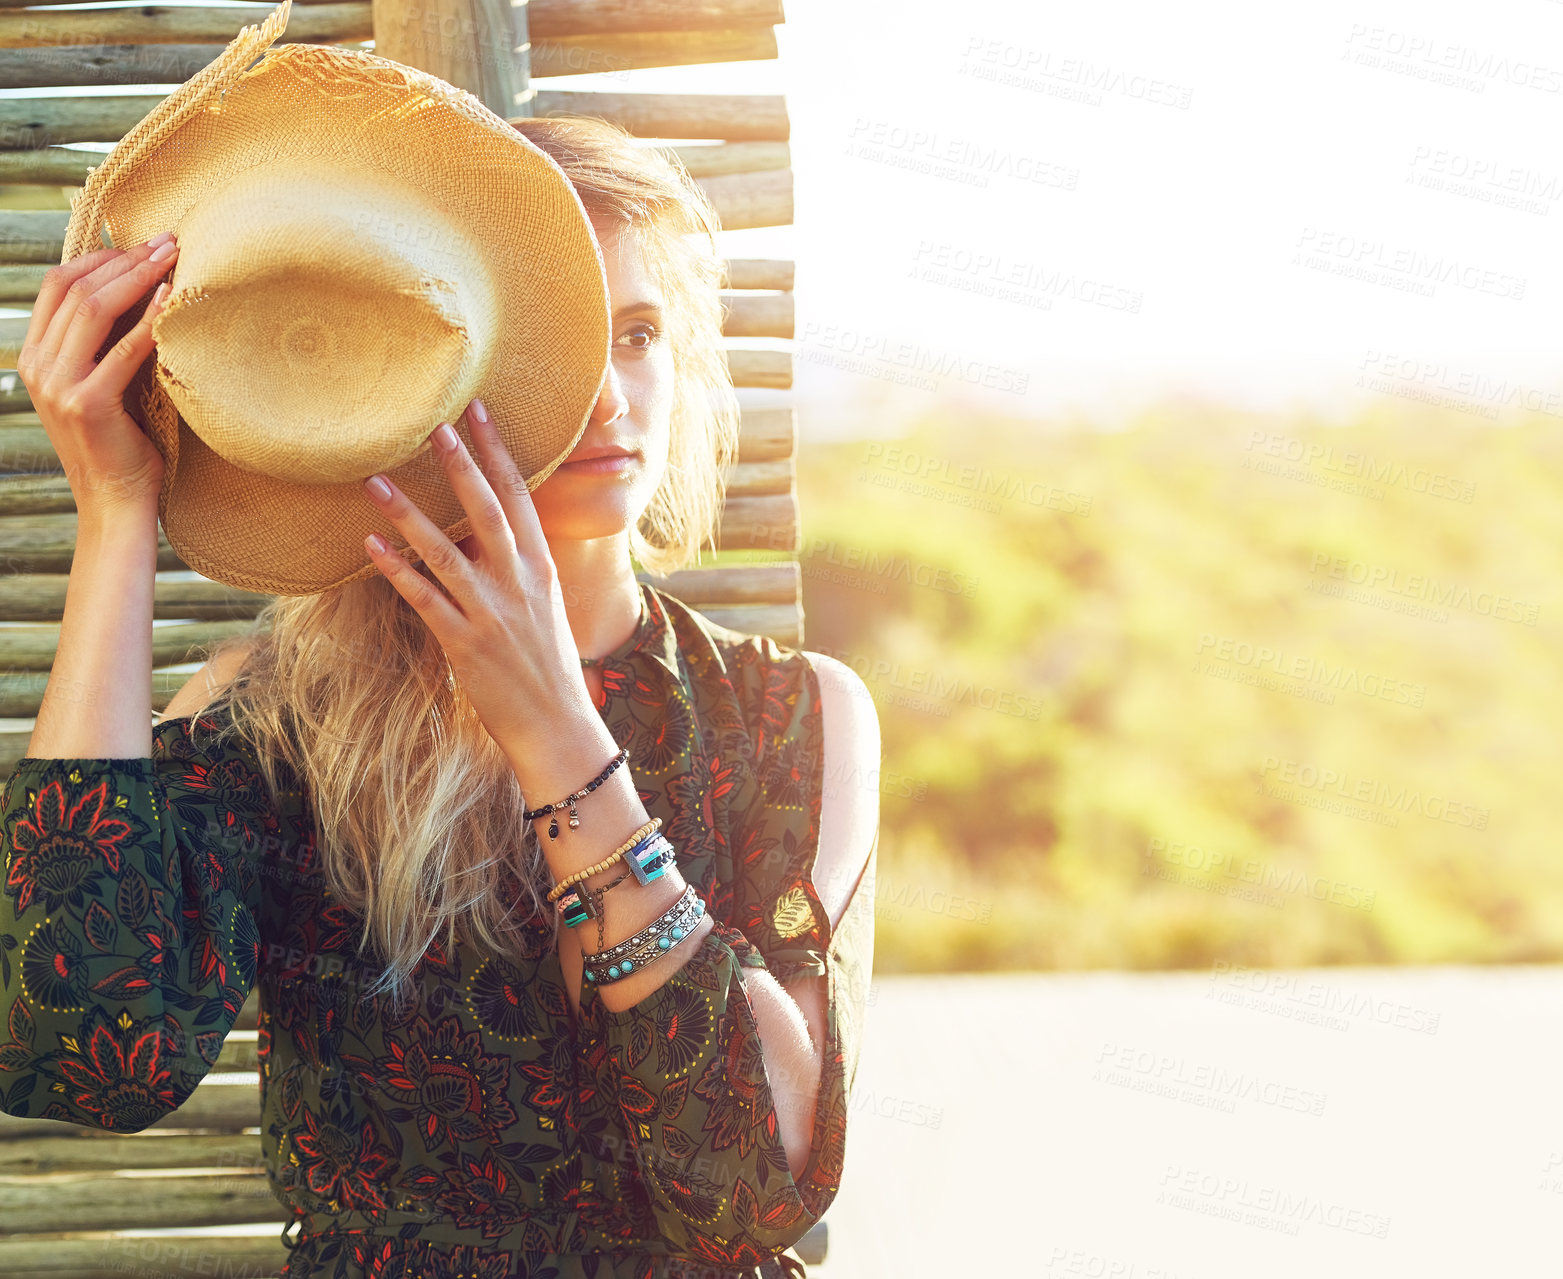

{"left": 360, "top": 399, "right": 597, "bottom": 772}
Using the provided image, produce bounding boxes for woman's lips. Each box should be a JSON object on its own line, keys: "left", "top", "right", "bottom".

{"left": 558, "top": 452, "right": 636, "bottom": 475}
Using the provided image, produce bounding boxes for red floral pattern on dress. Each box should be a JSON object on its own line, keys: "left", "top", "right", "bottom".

{"left": 289, "top": 1099, "right": 399, "bottom": 1214}
{"left": 54, "top": 1006, "right": 176, "bottom": 1130}
{"left": 5, "top": 775, "right": 138, "bottom": 915}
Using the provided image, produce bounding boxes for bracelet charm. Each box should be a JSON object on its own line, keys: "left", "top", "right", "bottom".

{"left": 524, "top": 745, "right": 630, "bottom": 840}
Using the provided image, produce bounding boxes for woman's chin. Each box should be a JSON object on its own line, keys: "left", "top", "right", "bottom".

{"left": 534, "top": 500, "right": 636, "bottom": 542}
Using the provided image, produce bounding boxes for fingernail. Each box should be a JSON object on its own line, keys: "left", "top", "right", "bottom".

{"left": 365, "top": 475, "right": 392, "bottom": 501}
{"left": 149, "top": 239, "right": 178, "bottom": 263}
{"left": 433, "top": 422, "right": 459, "bottom": 452}
{"left": 470, "top": 398, "right": 488, "bottom": 424}
{"left": 367, "top": 533, "right": 386, "bottom": 554}
{"left": 152, "top": 282, "right": 169, "bottom": 309}
{"left": 147, "top": 231, "right": 174, "bottom": 248}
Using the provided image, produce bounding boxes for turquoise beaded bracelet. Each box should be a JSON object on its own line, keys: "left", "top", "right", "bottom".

{"left": 584, "top": 884, "right": 706, "bottom": 986}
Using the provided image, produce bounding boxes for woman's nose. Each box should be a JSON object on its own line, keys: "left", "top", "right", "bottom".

{"left": 592, "top": 360, "right": 630, "bottom": 424}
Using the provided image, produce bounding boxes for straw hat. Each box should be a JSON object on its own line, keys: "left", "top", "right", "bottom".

{"left": 62, "top": 0, "right": 611, "bottom": 596}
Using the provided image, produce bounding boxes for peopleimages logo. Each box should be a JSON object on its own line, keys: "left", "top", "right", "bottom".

{"left": 1194, "top": 633, "right": 1426, "bottom": 707}
{"left": 909, "top": 240, "right": 1145, "bottom": 314}
{"left": 1207, "top": 961, "right": 1440, "bottom": 1035}
{"left": 845, "top": 116, "right": 1081, "bottom": 191}
{"left": 1158, "top": 1164, "right": 1391, "bottom": 1239}
{"left": 801, "top": 537, "right": 979, "bottom": 599}
{"left": 1095, "top": 1042, "right": 1328, "bottom": 1117}
{"left": 957, "top": 36, "right": 1196, "bottom": 110}
{"left": 1259, "top": 757, "right": 1488, "bottom": 829}
{"left": 1293, "top": 227, "right": 1526, "bottom": 300}
{"left": 1307, "top": 551, "right": 1539, "bottom": 626}
{"left": 800, "top": 322, "right": 1030, "bottom": 395}
{"left": 856, "top": 443, "right": 1092, "bottom": 513}
{"left": 809, "top": 643, "right": 1046, "bottom": 721}
{"left": 1343, "top": 24, "right": 1563, "bottom": 96}
{"left": 1243, "top": 430, "right": 1476, "bottom": 503}
{"left": 1146, "top": 836, "right": 1378, "bottom": 910}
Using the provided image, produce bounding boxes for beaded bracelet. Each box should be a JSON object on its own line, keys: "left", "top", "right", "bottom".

{"left": 594, "top": 891, "right": 706, "bottom": 979}
{"left": 555, "top": 833, "right": 676, "bottom": 928}
{"left": 546, "top": 818, "right": 661, "bottom": 904}
{"left": 523, "top": 745, "right": 630, "bottom": 840}
{"left": 562, "top": 844, "right": 684, "bottom": 950}
{"left": 583, "top": 885, "right": 706, "bottom": 987}
{"left": 587, "top": 881, "right": 703, "bottom": 969}
{"left": 586, "top": 877, "right": 698, "bottom": 966}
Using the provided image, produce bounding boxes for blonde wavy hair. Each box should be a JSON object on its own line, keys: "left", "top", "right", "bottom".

{"left": 175, "top": 114, "right": 742, "bottom": 1007}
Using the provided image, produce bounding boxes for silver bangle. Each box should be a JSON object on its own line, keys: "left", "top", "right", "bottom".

{"left": 584, "top": 885, "right": 706, "bottom": 986}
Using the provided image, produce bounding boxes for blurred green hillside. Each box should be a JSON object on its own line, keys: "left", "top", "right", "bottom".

{"left": 780, "top": 403, "right": 1562, "bottom": 973}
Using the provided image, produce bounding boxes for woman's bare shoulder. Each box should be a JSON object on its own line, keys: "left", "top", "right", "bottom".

{"left": 160, "top": 636, "right": 262, "bottom": 721}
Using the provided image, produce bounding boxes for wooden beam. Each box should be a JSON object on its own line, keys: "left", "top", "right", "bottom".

{"left": 0, "top": 1131, "right": 263, "bottom": 1175}
{"left": 714, "top": 492, "right": 796, "bottom": 550}
{"left": 0, "top": 574, "right": 274, "bottom": 622}
{"left": 0, "top": 513, "right": 186, "bottom": 574}
{"left": 372, "top": 0, "right": 527, "bottom": 119}
{"left": 0, "top": 1166, "right": 282, "bottom": 1234}
{"left": 0, "top": 0, "right": 782, "bottom": 35}
{"left": 0, "top": 1232, "right": 291, "bottom": 1277}
{"left": 0, "top": 146, "right": 98, "bottom": 186}
{"left": 0, "top": 3, "right": 373, "bottom": 50}
{"left": 725, "top": 348, "right": 791, "bottom": 389}
{"left": 0, "top": 93, "right": 169, "bottom": 147}
{"left": 660, "top": 139, "right": 788, "bottom": 177}
{"left": 0, "top": 138, "right": 789, "bottom": 188}
{"left": 0, "top": 619, "right": 262, "bottom": 671}
{"left": 531, "top": 89, "right": 787, "bottom": 140}
{"left": 1, "top": 668, "right": 198, "bottom": 717}
{"left": 532, "top": 24, "right": 775, "bottom": 75}
{"left": 0, "top": 597, "right": 806, "bottom": 719}
{"left": 722, "top": 290, "right": 794, "bottom": 338}
{"left": 724, "top": 257, "right": 793, "bottom": 290}
{"left": 0, "top": 574, "right": 801, "bottom": 716}
{"left": 700, "top": 166, "right": 791, "bottom": 230}
{"left": 0, "top": 13, "right": 778, "bottom": 81}
{"left": 0, "top": 209, "right": 63, "bottom": 263}
{"left": 0, "top": 42, "right": 366, "bottom": 90}
{"left": 0, "top": 89, "right": 787, "bottom": 144}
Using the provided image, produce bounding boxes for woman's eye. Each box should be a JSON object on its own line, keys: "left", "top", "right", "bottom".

{"left": 616, "top": 322, "right": 661, "bottom": 351}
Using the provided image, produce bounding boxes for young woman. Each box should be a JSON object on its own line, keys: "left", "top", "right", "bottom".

{"left": 0, "top": 115, "right": 879, "bottom": 1279}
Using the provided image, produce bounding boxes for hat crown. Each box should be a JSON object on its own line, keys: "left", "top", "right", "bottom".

{"left": 150, "top": 156, "right": 501, "bottom": 484}
{"left": 63, "top": 9, "right": 612, "bottom": 595}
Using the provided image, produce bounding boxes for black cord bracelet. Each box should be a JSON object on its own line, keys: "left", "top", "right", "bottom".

{"left": 522, "top": 744, "right": 630, "bottom": 840}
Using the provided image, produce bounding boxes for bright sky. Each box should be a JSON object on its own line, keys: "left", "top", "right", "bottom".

{"left": 13, "top": 0, "right": 1563, "bottom": 434}
{"left": 593, "top": 0, "right": 1563, "bottom": 432}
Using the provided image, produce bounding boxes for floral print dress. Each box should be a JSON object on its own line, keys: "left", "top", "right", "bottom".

{"left": 0, "top": 582, "right": 876, "bottom": 1279}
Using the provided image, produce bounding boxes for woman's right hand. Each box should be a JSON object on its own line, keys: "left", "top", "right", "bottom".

{"left": 17, "top": 231, "right": 182, "bottom": 521}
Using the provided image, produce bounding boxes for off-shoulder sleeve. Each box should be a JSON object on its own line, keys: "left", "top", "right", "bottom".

{"left": 0, "top": 708, "right": 277, "bottom": 1132}
{"left": 578, "top": 637, "right": 876, "bottom": 1270}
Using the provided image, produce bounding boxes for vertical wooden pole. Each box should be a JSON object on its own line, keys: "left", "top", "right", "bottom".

{"left": 511, "top": 0, "right": 534, "bottom": 117}
{"left": 371, "top": 0, "right": 532, "bottom": 118}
